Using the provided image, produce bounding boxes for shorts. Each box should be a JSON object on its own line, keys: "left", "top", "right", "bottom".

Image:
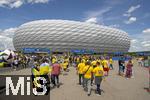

{"left": 103, "top": 67, "right": 109, "bottom": 72}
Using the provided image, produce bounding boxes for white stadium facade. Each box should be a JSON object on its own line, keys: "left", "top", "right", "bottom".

{"left": 13, "top": 20, "right": 130, "bottom": 53}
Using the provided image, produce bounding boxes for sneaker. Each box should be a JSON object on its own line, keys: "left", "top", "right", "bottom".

{"left": 52, "top": 84, "right": 56, "bottom": 88}
{"left": 33, "top": 88, "right": 37, "bottom": 96}
{"left": 87, "top": 94, "right": 90, "bottom": 96}
{"left": 95, "top": 90, "right": 97, "bottom": 94}
{"left": 96, "top": 94, "right": 101, "bottom": 96}
{"left": 57, "top": 85, "right": 60, "bottom": 88}
{"left": 131, "top": 76, "right": 134, "bottom": 78}
{"left": 84, "top": 88, "right": 87, "bottom": 92}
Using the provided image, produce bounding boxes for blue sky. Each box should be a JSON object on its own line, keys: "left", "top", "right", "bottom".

{"left": 0, "top": 0, "right": 150, "bottom": 51}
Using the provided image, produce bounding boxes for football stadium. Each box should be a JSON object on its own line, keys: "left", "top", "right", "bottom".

{"left": 13, "top": 20, "right": 130, "bottom": 53}
{"left": 0, "top": 1, "right": 150, "bottom": 99}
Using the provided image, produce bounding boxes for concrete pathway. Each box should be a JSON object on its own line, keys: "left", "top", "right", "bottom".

{"left": 1, "top": 60, "right": 150, "bottom": 100}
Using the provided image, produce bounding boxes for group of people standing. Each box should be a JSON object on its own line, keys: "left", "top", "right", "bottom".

{"left": 30, "top": 54, "right": 135, "bottom": 96}
{"left": 12, "top": 54, "right": 30, "bottom": 70}
{"left": 118, "top": 57, "right": 133, "bottom": 78}
{"left": 76, "top": 56, "right": 113, "bottom": 96}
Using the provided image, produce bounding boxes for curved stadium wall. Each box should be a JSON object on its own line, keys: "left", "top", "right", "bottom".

{"left": 13, "top": 20, "right": 130, "bottom": 53}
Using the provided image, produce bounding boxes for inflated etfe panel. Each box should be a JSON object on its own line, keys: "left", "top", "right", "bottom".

{"left": 13, "top": 20, "right": 130, "bottom": 52}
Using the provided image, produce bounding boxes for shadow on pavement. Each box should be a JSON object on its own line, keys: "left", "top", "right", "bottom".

{"left": 50, "top": 82, "right": 64, "bottom": 91}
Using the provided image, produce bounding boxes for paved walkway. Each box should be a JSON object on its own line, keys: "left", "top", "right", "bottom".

{"left": 50, "top": 60, "right": 150, "bottom": 100}
{"left": 1, "top": 60, "right": 150, "bottom": 100}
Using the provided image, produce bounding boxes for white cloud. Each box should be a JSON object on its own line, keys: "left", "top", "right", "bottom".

{"left": 0, "top": 0, "right": 50, "bottom": 8}
{"left": 131, "top": 39, "right": 138, "bottom": 43}
{"left": 124, "top": 17, "right": 137, "bottom": 24}
{"left": 27, "top": 0, "right": 49, "bottom": 3}
{"left": 0, "top": 27, "right": 18, "bottom": 50}
{"left": 0, "top": 0, "right": 24, "bottom": 8}
{"left": 84, "top": 1, "right": 123, "bottom": 26}
{"left": 141, "top": 41, "right": 150, "bottom": 45}
{"left": 0, "top": 35, "right": 14, "bottom": 50}
{"left": 127, "top": 5, "right": 141, "bottom": 14}
{"left": 143, "top": 44, "right": 150, "bottom": 47}
{"left": 104, "top": 0, "right": 123, "bottom": 6}
{"left": 143, "top": 13, "right": 150, "bottom": 18}
{"left": 142, "top": 28, "right": 150, "bottom": 34}
{"left": 0, "top": 27, "right": 17, "bottom": 38}
{"left": 85, "top": 7, "right": 112, "bottom": 18}
{"left": 129, "top": 39, "right": 150, "bottom": 52}
{"left": 123, "top": 13, "right": 131, "bottom": 17}
{"left": 123, "top": 4, "right": 141, "bottom": 25}
{"left": 10, "top": 0, "right": 23, "bottom": 8}
{"left": 85, "top": 17, "right": 98, "bottom": 24}
{"left": 129, "top": 17, "right": 136, "bottom": 21}
{"left": 123, "top": 5, "right": 141, "bottom": 17}
{"left": 129, "top": 29, "right": 150, "bottom": 52}
{"left": 84, "top": 7, "right": 112, "bottom": 25}
{"left": 108, "top": 24, "right": 120, "bottom": 28}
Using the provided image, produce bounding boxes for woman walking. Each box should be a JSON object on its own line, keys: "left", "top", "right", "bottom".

{"left": 125, "top": 60, "right": 133, "bottom": 78}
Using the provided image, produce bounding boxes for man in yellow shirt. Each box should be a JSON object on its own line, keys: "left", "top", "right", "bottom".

{"left": 62, "top": 61, "right": 68, "bottom": 71}
{"left": 64, "top": 57, "right": 69, "bottom": 68}
{"left": 82, "top": 61, "right": 93, "bottom": 96}
{"left": 97, "top": 58, "right": 101, "bottom": 65}
{"left": 91, "top": 60, "right": 97, "bottom": 67}
{"left": 102, "top": 58, "right": 109, "bottom": 76}
{"left": 52, "top": 57, "right": 57, "bottom": 64}
{"left": 109, "top": 57, "right": 114, "bottom": 70}
{"left": 91, "top": 60, "right": 97, "bottom": 85}
{"left": 77, "top": 60, "right": 85, "bottom": 85}
{"left": 93, "top": 62, "right": 104, "bottom": 95}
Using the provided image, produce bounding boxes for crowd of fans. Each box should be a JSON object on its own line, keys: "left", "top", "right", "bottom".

{"left": 29, "top": 54, "right": 137, "bottom": 96}
{"left": 1, "top": 51, "right": 149, "bottom": 95}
